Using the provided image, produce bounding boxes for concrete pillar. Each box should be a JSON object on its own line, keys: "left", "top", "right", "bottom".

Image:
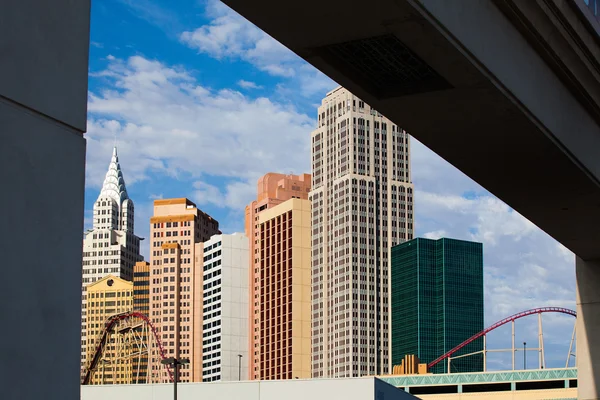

{"left": 0, "top": 0, "right": 90, "bottom": 399}
{"left": 576, "top": 257, "right": 600, "bottom": 400}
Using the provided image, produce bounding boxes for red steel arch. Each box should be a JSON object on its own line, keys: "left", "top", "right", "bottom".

{"left": 428, "top": 307, "right": 577, "bottom": 369}
{"left": 82, "top": 311, "right": 173, "bottom": 384}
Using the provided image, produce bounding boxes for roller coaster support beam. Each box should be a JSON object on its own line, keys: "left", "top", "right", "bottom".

{"left": 566, "top": 323, "right": 576, "bottom": 368}
{"left": 483, "top": 334, "right": 487, "bottom": 372}
{"left": 512, "top": 320, "right": 515, "bottom": 371}
{"left": 538, "top": 313, "right": 545, "bottom": 369}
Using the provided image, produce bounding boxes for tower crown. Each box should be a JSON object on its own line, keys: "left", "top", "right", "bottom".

{"left": 98, "top": 146, "right": 129, "bottom": 206}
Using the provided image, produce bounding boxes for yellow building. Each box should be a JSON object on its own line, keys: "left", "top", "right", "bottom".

{"left": 392, "top": 355, "right": 429, "bottom": 375}
{"left": 85, "top": 275, "right": 133, "bottom": 385}
{"left": 254, "top": 198, "right": 312, "bottom": 379}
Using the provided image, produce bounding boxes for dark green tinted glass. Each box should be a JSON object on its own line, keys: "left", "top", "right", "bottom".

{"left": 391, "top": 238, "right": 484, "bottom": 373}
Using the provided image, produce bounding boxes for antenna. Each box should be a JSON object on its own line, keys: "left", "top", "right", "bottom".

{"left": 114, "top": 130, "right": 118, "bottom": 148}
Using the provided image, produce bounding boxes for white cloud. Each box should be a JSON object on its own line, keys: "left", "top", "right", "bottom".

{"left": 86, "top": 55, "right": 314, "bottom": 189}
{"left": 192, "top": 178, "right": 256, "bottom": 211}
{"left": 237, "top": 80, "right": 262, "bottom": 90}
{"left": 179, "top": 0, "right": 336, "bottom": 98}
{"left": 422, "top": 230, "right": 447, "bottom": 240}
{"left": 180, "top": 1, "right": 296, "bottom": 77}
{"left": 192, "top": 181, "right": 225, "bottom": 206}
{"left": 417, "top": 192, "right": 537, "bottom": 246}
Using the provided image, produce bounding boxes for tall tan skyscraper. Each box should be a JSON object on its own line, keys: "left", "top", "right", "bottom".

{"left": 310, "top": 87, "right": 414, "bottom": 378}
{"left": 244, "top": 173, "right": 311, "bottom": 379}
{"left": 81, "top": 147, "right": 143, "bottom": 372}
{"left": 253, "top": 198, "right": 312, "bottom": 380}
{"left": 149, "top": 198, "right": 220, "bottom": 382}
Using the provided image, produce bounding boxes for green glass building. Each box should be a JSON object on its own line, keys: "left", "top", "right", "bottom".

{"left": 391, "top": 237, "right": 484, "bottom": 374}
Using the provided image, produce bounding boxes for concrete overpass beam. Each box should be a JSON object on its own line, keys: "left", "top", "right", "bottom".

{"left": 577, "top": 257, "right": 600, "bottom": 400}
{"left": 0, "top": 0, "right": 90, "bottom": 399}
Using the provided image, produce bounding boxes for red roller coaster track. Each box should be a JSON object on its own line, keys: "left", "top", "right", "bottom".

{"left": 428, "top": 307, "right": 577, "bottom": 369}
{"left": 82, "top": 311, "right": 173, "bottom": 385}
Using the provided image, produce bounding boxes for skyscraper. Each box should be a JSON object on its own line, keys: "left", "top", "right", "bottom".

{"left": 201, "top": 233, "right": 249, "bottom": 382}
{"left": 252, "top": 198, "right": 312, "bottom": 380}
{"left": 390, "top": 238, "right": 484, "bottom": 374}
{"left": 81, "top": 147, "right": 143, "bottom": 371}
{"left": 244, "top": 172, "right": 311, "bottom": 379}
{"left": 148, "top": 198, "right": 220, "bottom": 382}
{"left": 310, "top": 87, "right": 414, "bottom": 377}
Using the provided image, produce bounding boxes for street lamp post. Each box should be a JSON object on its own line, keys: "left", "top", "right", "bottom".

{"left": 161, "top": 357, "right": 189, "bottom": 400}
{"left": 523, "top": 342, "right": 527, "bottom": 370}
{"left": 237, "top": 354, "right": 243, "bottom": 381}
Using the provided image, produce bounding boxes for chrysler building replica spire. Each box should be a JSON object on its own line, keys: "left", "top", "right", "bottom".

{"left": 96, "top": 146, "right": 132, "bottom": 231}
{"left": 80, "top": 147, "right": 144, "bottom": 372}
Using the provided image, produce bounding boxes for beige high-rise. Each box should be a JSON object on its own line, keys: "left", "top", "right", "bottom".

{"left": 253, "top": 199, "right": 312, "bottom": 380}
{"left": 244, "top": 173, "right": 311, "bottom": 379}
{"left": 310, "top": 87, "right": 414, "bottom": 378}
{"left": 149, "top": 198, "right": 220, "bottom": 383}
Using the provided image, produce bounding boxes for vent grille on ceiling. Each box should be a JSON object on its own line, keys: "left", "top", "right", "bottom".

{"left": 315, "top": 34, "right": 451, "bottom": 99}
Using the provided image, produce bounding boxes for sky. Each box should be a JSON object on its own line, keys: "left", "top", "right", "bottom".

{"left": 85, "top": 0, "right": 577, "bottom": 371}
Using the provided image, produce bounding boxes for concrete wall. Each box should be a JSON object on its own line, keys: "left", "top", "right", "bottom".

{"left": 576, "top": 257, "right": 600, "bottom": 400}
{"left": 81, "top": 377, "right": 417, "bottom": 399}
{"left": 0, "top": 0, "right": 90, "bottom": 399}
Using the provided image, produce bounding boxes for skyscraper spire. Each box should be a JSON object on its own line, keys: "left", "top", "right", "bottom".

{"left": 98, "top": 146, "right": 129, "bottom": 206}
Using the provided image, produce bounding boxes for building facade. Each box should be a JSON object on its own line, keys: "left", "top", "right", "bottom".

{"left": 132, "top": 261, "right": 150, "bottom": 383}
{"left": 148, "top": 198, "right": 220, "bottom": 382}
{"left": 253, "top": 198, "right": 312, "bottom": 380}
{"left": 244, "top": 172, "right": 311, "bottom": 379}
{"left": 390, "top": 237, "right": 484, "bottom": 374}
{"left": 310, "top": 87, "right": 414, "bottom": 377}
{"left": 81, "top": 147, "right": 144, "bottom": 371}
{"left": 202, "top": 233, "right": 249, "bottom": 382}
{"left": 85, "top": 275, "right": 134, "bottom": 385}
{"left": 133, "top": 261, "right": 150, "bottom": 315}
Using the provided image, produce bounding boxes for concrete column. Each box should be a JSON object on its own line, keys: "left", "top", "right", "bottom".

{"left": 0, "top": 0, "right": 90, "bottom": 399}
{"left": 576, "top": 257, "right": 600, "bottom": 400}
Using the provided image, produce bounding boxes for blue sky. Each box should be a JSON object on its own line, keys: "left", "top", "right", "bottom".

{"left": 85, "top": 0, "right": 577, "bottom": 370}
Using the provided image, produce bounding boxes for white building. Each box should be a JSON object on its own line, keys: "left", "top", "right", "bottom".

{"left": 81, "top": 147, "right": 144, "bottom": 371}
{"left": 310, "top": 87, "right": 414, "bottom": 378}
{"left": 202, "top": 233, "right": 249, "bottom": 382}
{"left": 81, "top": 376, "right": 416, "bottom": 400}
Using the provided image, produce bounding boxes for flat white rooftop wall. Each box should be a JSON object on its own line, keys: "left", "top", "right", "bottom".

{"left": 81, "top": 377, "right": 416, "bottom": 400}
